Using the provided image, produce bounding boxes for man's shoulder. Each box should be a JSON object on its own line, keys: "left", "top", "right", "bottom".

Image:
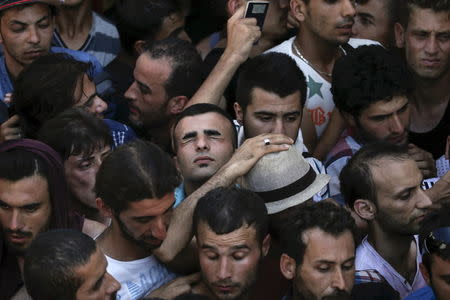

{"left": 348, "top": 38, "right": 381, "bottom": 49}
{"left": 265, "top": 36, "right": 295, "bottom": 55}
{"left": 51, "top": 47, "right": 99, "bottom": 64}
{"left": 92, "top": 12, "right": 120, "bottom": 37}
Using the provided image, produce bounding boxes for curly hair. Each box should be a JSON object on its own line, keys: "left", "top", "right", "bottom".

{"left": 331, "top": 45, "right": 412, "bottom": 118}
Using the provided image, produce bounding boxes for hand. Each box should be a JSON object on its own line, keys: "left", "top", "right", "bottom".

{"left": 408, "top": 143, "right": 436, "bottom": 178}
{"left": 3, "top": 93, "right": 12, "bottom": 105}
{"left": 145, "top": 273, "right": 201, "bottom": 300}
{"left": 224, "top": 6, "right": 262, "bottom": 64}
{"left": 221, "top": 133, "right": 293, "bottom": 180}
{"left": 0, "top": 115, "right": 22, "bottom": 142}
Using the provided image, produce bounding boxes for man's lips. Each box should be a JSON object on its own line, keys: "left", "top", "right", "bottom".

{"left": 421, "top": 58, "right": 441, "bottom": 67}
{"left": 214, "top": 284, "right": 238, "bottom": 293}
{"left": 7, "top": 233, "right": 30, "bottom": 244}
{"left": 194, "top": 156, "right": 214, "bottom": 164}
{"left": 24, "top": 50, "right": 45, "bottom": 57}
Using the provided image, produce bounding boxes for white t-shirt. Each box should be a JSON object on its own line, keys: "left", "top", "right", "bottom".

{"left": 266, "top": 37, "right": 379, "bottom": 137}
{"left": 355, "top": 236, "right": 427, "bottom": 299}
{"left": 105, "top": 254, "right": 177, "bottom": 300}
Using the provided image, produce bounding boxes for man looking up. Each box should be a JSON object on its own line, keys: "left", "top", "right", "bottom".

{"left": 24, "top": 229, "right": 120, "bottom": 300}
{"left": 340, "top": 142, "right": 433, "bottom": 298}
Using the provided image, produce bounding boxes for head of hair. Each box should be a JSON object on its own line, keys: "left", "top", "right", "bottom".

{"left": 0, "top": 2, "right": 56, "bottom": 19}
{"left": 332, "top": 45, "right": 412, "bottom": 118}
{"left": 193, "top": 187, "right": 269, "bottom": 245}
{"left": 236, "top": 53, "right": 307, "bottom": 112}
{"left": 96, "top": 139, "right": 181, "bottom": 213}
{"left": 13, "top": 53, "right": 91, "bottom": 138}
{"left": 172, "top": 103, "right": 237, "bottom": 152}
{"left": 340, "top": 142, "right": 410, "bottom": 209}
{"left": 280, "top": 201, "right": 356, "bottom": 265}
{"left": 38, "top": 108, "right": 112, "bottom": 161}
{"left": 116, "top": 0, "right": 181, "bottom": 55}
{"left": 143, "top": 37, "right": 203, "bottom": 100}
{"left": 24, "top": 230, "right": 97, "bottom": 300}
{"left": 399, "top": 0, "right": 450, "bottom": 28}
{"left": 356, "top": 0, "right": 400, "bottom": 25}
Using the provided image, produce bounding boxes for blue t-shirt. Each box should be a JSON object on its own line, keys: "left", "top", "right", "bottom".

{"left": 404, "top": 285, "right": 436, "bottom": 300}
{"left": 0, "top": 47, "right": 103, "bottom": 103}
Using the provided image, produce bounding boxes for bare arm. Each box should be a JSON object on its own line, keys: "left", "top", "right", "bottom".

{"left": 313, "top": 109, "right": 346, "bottom": 160}
{"left": 301, "top": 107, "right": 317, "bottom": 153}
{"left": 154, "top": 133, "right": 294, "bottom": 263}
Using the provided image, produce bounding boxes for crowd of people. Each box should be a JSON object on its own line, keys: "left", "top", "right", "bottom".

{"left": 0, "top": 0, "right": 449, "bottom": 299}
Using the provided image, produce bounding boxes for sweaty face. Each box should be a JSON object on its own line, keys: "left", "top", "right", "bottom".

{"left": 0, "top": 3, "right": 53, "bottom": 76}
{"left": 238, "top": 88, "right": 302, "bottom": 141}
{"left": 262, "top": 0, "right": 289, "bottom": 40}
{"left": 75, "top": 248, "right": 121, "bottom": 300}
{"left": 73, "top": 74, "right": 108, "bottom": 119}
{"left": 297, "top": 0, "right": 356, "bottom": 45}
{"left": 125, "top": 55, "right": 172, "bottom": 129}
{"left": 175, "top": 112, "right": 235, "bottom": 187}
{"left": 355, "top": 95, "right": 410, "bottom": 145}
{"left": 292, "top": 229, "right": 355, "bottom": 300}
{"left": 64, "top": 146, "right": 111, "bottom": 209}
{"left": 371, "top": 158, "right": 432, "bottom": 235}
{"left": 0, "top": 175, "right": 51, "bottom": 254}
{"left": 197, "top": 223, "right": 268, "bottom": 300}
{"left": 429, "top": 254, "right": 450, "bottom": 300}
{"left": 352, "top": 0, "right": 393, "bottom": 47}
{"left": 397, "top": 8, "right": 450, "bottom": 80}
{"left": 116, "top": 193, "right": 175, "bottom": 251}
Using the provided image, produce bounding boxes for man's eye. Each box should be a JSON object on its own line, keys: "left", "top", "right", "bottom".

{"left": 258, "top": 116, "right": 272, "bottom": 122}
{"left": 0, "top": 202, "right": 10, "bottom": 209}
{"left": 285, "top": 116, "right": 299, "bottom": 122}
{"left": 38, "top": 23, "right": 50, "bottom": 29}
{"left": 205, "top": 253, "right": 219, "bottom": 260}
{"left": 342, "top": 262, "right": 354, "bottom": 271}
{"left": 233, "top": 252, "right": 247, "bottom": 261}
{"left": 317, "top": 265, "right": 330, "bottom": 272}
{"left": 11, "top": 26, "right": 26, "bottom": 33}
{"left": 79, "top": 162, "right": 93, "bottom": 170}
{"left": 25, "top": 205, "right": 40, "bottom": 213}
{"left": 359, "top": 17, "right": 372, "bottom": 26}
{"left": 399, "top": 190, "right": 412, "bottom": 201}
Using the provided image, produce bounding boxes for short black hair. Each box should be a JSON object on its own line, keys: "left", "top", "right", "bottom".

{"left": 332, "top": 45, "right": 412, "bottom": 118}
{"left": 193, "top": 187, "right": 269, "bottom": 245}
{"left": 0, "top": 2, "right": 56, "bottom": 18}
{"left": 236, "top": 53, "right": 307, "bottom": 111}
{"left": 172, "top": 103, "right": 237, "bottom": 152}
{"left": 356, "top": 0, "right": 399, "bottom": 24}
{"left": 280, "top": 201, "right": 356, "bottom": 265}
{"left": 13, "top": 53, "right": 91, "bottom": 138}
{"left": 143, "top": 37, "right": 203, "bottom": 100}
{"left": 38, "top": 108, "right": 112, "bottom": 161}
{"left": 96, "top": 139, "right": 181, "bottom": 213}
{"left": 340, "top": 142, "right": 410, "bottom": 209}
{"left": 24, "top": 230, "right": 97, "bottom": 300}
{"left": 116, "top": 0, "right": 181, "bottom": 55}
{"left": 399, "top": 0, "right": 450, "bottom": 28}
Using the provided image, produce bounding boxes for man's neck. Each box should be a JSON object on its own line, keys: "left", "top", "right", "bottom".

{"left": 192, "top": 280, "right": 250, "bottom": 300}
{"left": 55, "top": 2, "right": 92, "bottom": 46}
{"left": 184, "top": 180, "right": 207, "bottom": 197}
{"left": 411, "top": 71, "right": 450, "bottom": 109}
{"left": 71, "top": 197, "right": 107, "bottom": 224}
{"left": 4, "top": 55, "right": 25, "bottom": 80}
{"left": 96, "top": 222, "right": 149, "bottom": 261}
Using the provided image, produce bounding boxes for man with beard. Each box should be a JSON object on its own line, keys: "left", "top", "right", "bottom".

{"left": 325, "top": 45, "right": 436, "bottom": 202}
{"left": 189, "top": 187, "right": 270, "bottom": 300}
{"left": 340, "top": 142, "right": 433, "bottom": 298}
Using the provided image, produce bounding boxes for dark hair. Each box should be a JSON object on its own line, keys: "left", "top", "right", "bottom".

{"left": 356, "top": 0, "right": 399, "bottom": 24}
{"left": 236, "top": 53, "right": 307, "bottom": 112}
{"left": 193, "top": 187, "right": 269, "bottom": 244}
{"left": 143, "top": 37, "right": 203, "bottom": 100}
{"left": 280, "top": 201, "right": 356, "bottom": 265}
{"left": 340, "top": 142, "right": 410, "bottom": 209}
{"left": 116, "top": 0, "right": 181, "bottom": 55}
{"left": 24, "top": 230, "right": 97, "bottom": 300}
{"left": 0, "top": 2, "right": 56, "bottom": 18}
{"left": 13, "top": 53, "right": 91, "bottom": 138}
{"left": 332, "top": 45, "right": 412, "bottom": 118}
{"left": 38, "top": 108, "right": 112, "bottom": 161}
{"left": 96, "top": 139, "right": 181, "bottom": 213}
{"left": 399, "top": 0, "right": 450, "bottom": 28}
{"left": 172, "top": 103, "right": 237, "bottom": 152}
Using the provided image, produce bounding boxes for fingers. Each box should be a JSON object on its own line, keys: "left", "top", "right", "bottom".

{"left": 0, "top": 115, "right": 22, "bottom": 142}
{"left": 177, "top": 272, "right": 201, "bottom": 285}
{"left": 3, "top": 93, "right": 12, "bottom": 105}
{"left": 2, "top": 114, "right": 20, "bottom": 127}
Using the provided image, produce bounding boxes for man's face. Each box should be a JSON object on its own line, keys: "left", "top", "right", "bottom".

{"left": 75, "top": 248, "right": 120, "bottom": 300}
{"left": 238, "top": 87, "right": 302, "bottom": 141}
{"left": 64, "top": 146, "right": 111, "bottom": 209}
{"left": 371, "top": 158, "right": 432, "bottom": 235}
{"left": 429, "top": 254, "right": 450, "bottom": 300}
{"left": 354, "top": 95, "right": 410, "bottom": 145}
{"left": 74, "top": 74, "right": 108, "bottom": 119}
{"left": 261, "top": 0, "right": 290, "bottom": 40}
{"left": 197, "top": 223, "right": 269, "bottom": 300}
{"left": 125, "top": 54, "right": 172, "bottom": 128}
{"left": 292, "top": 229, "right": 355, "bottom": 300}
{"left": 398, "top": 8, "right": 450, "bottom": 80}
{"left": 0, "top": 3, "right": 53, "bottom": 72}
{"left": 297, "top": 0, "right": 356, "bottom": 45}
{"left": 156, "top": 11, "right": 191, "bottom": 43}
{"left": 116, "top": 193, "right": 175, "bottom": 251}
{"left": 352, "top": 0, "right": 393, "bottom": 47}
{"left": 0, "top": 175, "right": 51, "bottom": 254}
{"left": 175, "top": 112, "right": 235, "bottom": 186}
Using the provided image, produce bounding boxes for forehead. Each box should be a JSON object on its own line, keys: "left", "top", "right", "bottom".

{"left": 197, "top": 222, "right": 259, "bottom": 249}
{"left": 122, "top": 192, "right": 175, "bottom": 217}
{"left": 74, "top": 248, "right": 106, "bottom": 283}
{"left": 248, "top": 88, "right": 301, "bottom": 112}
{"left": 175, "top": 112, "right": 233, "bottom": 136}
{"left": 67, "top": 145, "right": 110, "bottom": 162}
{"left": 135, "top": 54, "right": 172, "bottom": 85}
{"left": 357, "top": 0, "right": 388, "bottom": 15}
{"left": 407, "top": 7, "right": 450, "bottom": 31}
{"left": 362, "top": 95, "right": 408, "bottom": 117}
{"left": 1, "top": 3, "right": 51, "bottom": 22}
{"left": 302, "top": 228, "right": 355, "bottom": 261}
{"left": 0, "top": 175, "right": 50, "bottom": 207}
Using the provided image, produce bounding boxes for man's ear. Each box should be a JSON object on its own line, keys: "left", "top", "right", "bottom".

{"left": 228, "top": 0, "right": 243, "bottom": 15}
{"left": 134, "top": 40, "right": 146, "bottom": 55}
{"left": 291, "top": 0, "right": 307, "bottom": 22}
{"left": 262, "top": 234, "right": 271, "bottom": 257}
{"left": 234, "top": 102, "right": 244, "bottom": 125}
{"left": 394, "top": 23, "right": 406, "bottom": 48}
{"left": 96, "top": 198, "right": 113, "bottom": 218}
{"left": 353, "top": 199, "right": 376, "bottom": 221}
{"left": 419, "top": 262, "right": 431, "bottom": 285}
{"left": 168, "top": 96, "right": 189, "bottom": 115}
{"left": 280, "top": 253, "right": 297, "bottom": 280}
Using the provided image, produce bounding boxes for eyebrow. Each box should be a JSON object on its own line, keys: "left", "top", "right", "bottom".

{"left": 9, "top": 15, "right": 49, "bottom": 26}
{"left": 136, "top": 80, "right": 151, "bottom": 93}
{"left": 369, "top": 102, "right": 409, "bottom": 119}
{"left": 316, "top": 257, "right": 355, "bottom": 264}
{"left": 182, "top": 131, "right": 197, "bottom": 140}
{"left": 0, "top": 200, "right": 41, "bottom": 209}
{"left": 131, "top": 200, "right": 175, "bottom": 220}
{"left": 357, "top": 12, "right": 374, "bottom": 20}
{"left": 204, "top": 129, "right": 221, "bottom": 136}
